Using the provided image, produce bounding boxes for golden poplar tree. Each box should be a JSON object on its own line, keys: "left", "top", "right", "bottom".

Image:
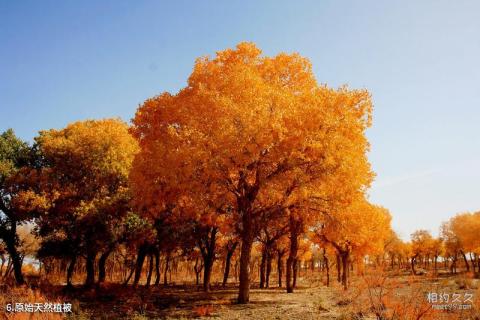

{"left": 131, "top": 42, "right": 374, "bottom": 303}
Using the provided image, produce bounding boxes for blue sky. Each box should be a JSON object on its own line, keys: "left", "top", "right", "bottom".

{"left": 1, "top": 0, "right": 479, "bottom": 239}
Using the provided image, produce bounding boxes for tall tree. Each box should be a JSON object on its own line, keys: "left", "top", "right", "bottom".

{"left": 444, "top": 212, "right": 480, "bottom": 272}
{"left": 440, "top": 220, "right": 462, "bottom": 274}
{"left": 0, "top": 129, "right": 46, "bottom": 285}
{"left": 317, "top": 200, "right": 392, "bottom": 289}
{"left": 410, "top": 230, "right": 434, "bottom": 275}
{"left": 35, "top": 119, "right": 138, "bottom": 287}
{"left": 131, "top": 42, "right": 374, "bottom": 303}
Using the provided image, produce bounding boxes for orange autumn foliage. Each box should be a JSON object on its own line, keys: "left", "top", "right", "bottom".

{"left": 130, "top": 42, "right": 378, "bottom": 302}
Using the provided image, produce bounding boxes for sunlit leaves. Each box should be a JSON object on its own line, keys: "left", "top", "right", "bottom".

{"left": 131, "top": 42, "right": 374, "bottom": 229}
{"left": 34, "top": 118, "right": 139, "bottom": 261}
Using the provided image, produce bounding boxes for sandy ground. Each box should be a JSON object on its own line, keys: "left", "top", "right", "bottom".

{"left": 6, "top": 271, "right": 477, "bottom": 319}
{"left": 162, "top": 285, "right": 350, "bottom": 320}
{"left": 62, "top": 277, "right": 355, "bottom": 319}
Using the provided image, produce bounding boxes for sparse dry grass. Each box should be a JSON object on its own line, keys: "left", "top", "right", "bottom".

{"left": 3, "top": 271, "right": 480, "bottom": 319}
{"left": 0, "top": 285, "right": 65, "bottom": 320}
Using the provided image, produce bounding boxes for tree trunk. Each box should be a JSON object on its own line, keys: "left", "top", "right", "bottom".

{"left": 194, "top": 257, "right": 203, "bottom": 286}
{"left": 199, "top": 227, "right": 217, "bottom": 292}
{"left": 323, "top": 248, "right": 330, "bottom": 287}
{"left": 203, "top": 257, "right": 213, "bottom": 292}
{"left": 236, "top": 173, "right": 262, "bottom": 305}
{"left": 66, "top": 255, "right": 77, "bottom": 287}
{"left": 259, "top": 248, "right": 266, "bottom": 288}
{"left": 4, "top": 260, "right": 13, "bottom": 279}
{"left": 341, "top": 252, "right": 349, "bottom": 290}
{"left": 146, "top": 254, "right": 154, "bottom": 288}
{"left": 164, "top": 252, "right": 170, "bottom": 286}
{"left": 123, "top": 262, "right": 135, "bottom": 286}
{"left": 277, "top": 250, "right": 284, "bottom": 288}
{"left": 154, "top": 250, "right": 160, "bottom": 286}
{"left": 292, "top": 258, "right": 298, "bottom": 289}
{"left": 286, "top": 222, "right": 299, "bottom": 293}
{"left": 450, "top": 254, "right": 458, "bottom": 274}
{"left": 84, "top": 251, "right": 96, "bottom": 287}
{"left": 411, "top": 255, "right": 417, "bottom": 275}
{"left": 222, "top": 242, "right": 237, "bottom": 287}
{"left": 4, "top": 224, "right": 24, "bottom": 285}
{"left": 238, "top": 234, "right": 253, "bottom": 303}
{"left": 336, "top": 254, "right": 342, "bottom": 282}
{"left": 265, "top": 250, "right": 272, "bottom": 288}
{"left": 98, "top": 248, "right": 113, "bottom": 284}
{"left": 133, "top": 244, "right": 147, "bottom": 287}
{"left": 238, "top": 206, "right": 254, "bottom": 304}
{"left": 461, "top": 251, "right": 470, "bottom": 272}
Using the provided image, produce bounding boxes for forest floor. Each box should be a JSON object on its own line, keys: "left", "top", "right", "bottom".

{"left": 3, "top": 270, "right": 480, "bottom": 319}
{"left": 61, "top": 281, "right": 357, "bottom": 319}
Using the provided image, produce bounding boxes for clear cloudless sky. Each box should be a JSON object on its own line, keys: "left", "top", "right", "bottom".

{"left": 1, "top": 0, "right": 479, "bottom": 239}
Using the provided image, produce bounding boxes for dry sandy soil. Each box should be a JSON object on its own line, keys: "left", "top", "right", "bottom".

{"left": 161, "top": 285, "right": 348, "bottom": 320}
{"left": 3, "top": 272, "right": 480, "bottom": 319}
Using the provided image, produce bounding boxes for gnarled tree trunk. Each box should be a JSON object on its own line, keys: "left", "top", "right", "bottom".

{"left": 133, "top": 244, "right": 148, "bottom": 287}
{"left": 199, "top": 227, "right": 217, "bottom": 292}
{"left": 84, "top": 250, "right": 96, "bottom": 287}
{"left": 222, "top": 241, "right": 237, "bottom": 287}
{"left": 146, "top": 254, "right": 154, "bottom": 288}
{"left": 3, "top": 223, "right": 24, "bottom": 285}
{"left": 98, "top": 246, "right": 114, "bottom": 284}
